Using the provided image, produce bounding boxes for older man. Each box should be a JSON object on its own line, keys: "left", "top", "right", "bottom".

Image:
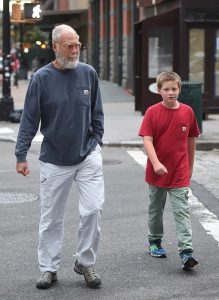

{"left": 15, "top": 24, "right": 104, "bottom": 289}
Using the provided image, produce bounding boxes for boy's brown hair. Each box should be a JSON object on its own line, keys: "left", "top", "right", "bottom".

{"left": 156, "top": 72, "right": 182, "bottom": 90}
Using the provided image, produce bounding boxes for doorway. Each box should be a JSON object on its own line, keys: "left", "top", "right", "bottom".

{"left": 189, "top": 26, "right": 219, "bottom": 114}
{"left": 134, "top": 9, "right": 179, "bottom": 114}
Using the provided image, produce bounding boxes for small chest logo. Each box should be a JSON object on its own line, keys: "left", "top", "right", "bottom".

{"left": 181, "top": 126, "right": 187, "bottom": 132}
{"left": 84, "top": 90, "right": 89, "bottom": 96}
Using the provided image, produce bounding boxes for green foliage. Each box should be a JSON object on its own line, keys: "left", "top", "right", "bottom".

{"left": 23, "top": 25, "right": 48, "bottom": 43}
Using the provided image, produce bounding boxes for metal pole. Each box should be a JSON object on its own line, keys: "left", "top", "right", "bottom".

{"left": 0, "top": 0, "right": 14, "bottom": 121}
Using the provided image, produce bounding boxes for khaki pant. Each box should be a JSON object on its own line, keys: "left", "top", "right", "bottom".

{"left": 38, "top": 144, "right": 104, "bottom": 272}
{"left": 148, "top": 185, "right": 193, "bottom": 252}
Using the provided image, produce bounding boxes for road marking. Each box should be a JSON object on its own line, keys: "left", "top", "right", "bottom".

{"left": 0, "top": 127, "right": 14, "bottom": 134}
{"left": 127, "top": 149, "right": 146, "bottom": 168}
{"left": 0, "top": 128, "right": 43, "bottom": 143}
{"left": 188, "top": 190, "right": 219, "bottom": 245}
{"left": 127, "top": 149, "right": 219, "bottom": 247}
{"left": 33, "top": 134, "right": 43, "bottom": 143}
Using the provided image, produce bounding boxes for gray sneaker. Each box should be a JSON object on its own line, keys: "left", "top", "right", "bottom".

{"left": 74, "top": 260, "right": 101, "bottom": 288}
{"left": 36, "top": 271, "right": 57, "bottom": 289}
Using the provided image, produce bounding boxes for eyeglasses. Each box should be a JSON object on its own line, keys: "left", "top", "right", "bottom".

{"left": 58, "top": 42, "right": 82, "bottom": 51}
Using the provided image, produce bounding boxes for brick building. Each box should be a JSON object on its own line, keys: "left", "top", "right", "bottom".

{"left": 7, "top": 0, "right": 219, "bottom": 117}
{"left": 40, "top": 0, "right": 89, "bottom": 47}
{"left": 87, "top": 0, "right": 140, "bottom": 91}
{"left": 135, "top": 0, "right": 219, "bottom": 116}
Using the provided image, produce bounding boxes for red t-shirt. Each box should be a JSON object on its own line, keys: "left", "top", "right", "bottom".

{"left": 138, "top": 102, "right": 200, "bottom": 188}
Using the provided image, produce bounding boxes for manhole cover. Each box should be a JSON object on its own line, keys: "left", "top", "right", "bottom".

{"left": 0, "top": 192, "right": 38, "bottom": 204}
{"left": 103, "top": 159, "right": 121, "bottom": 165}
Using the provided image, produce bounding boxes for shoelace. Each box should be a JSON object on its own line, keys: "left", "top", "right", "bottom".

{"left": 181, "top": 250, "right": 192, "bottom": 256}
{"left": 41, "top": 271, "right": 50, "bottom": 280}
{"left": 85, "top": 266, "right": 98, "bottom": 278}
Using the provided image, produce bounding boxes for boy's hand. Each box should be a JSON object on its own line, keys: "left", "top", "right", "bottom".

{"left": 153, "top": 162, "right": 168, "bottom": 176}
{"left": 16, "top": 162, "right": 30, "bottom": 176}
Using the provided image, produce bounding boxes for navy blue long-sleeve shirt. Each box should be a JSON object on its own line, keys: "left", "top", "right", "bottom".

{"left": 15, "top": 62, "right": 104, "bottom": 166}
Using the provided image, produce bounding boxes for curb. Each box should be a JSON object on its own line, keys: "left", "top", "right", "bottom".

{"left": 0, "top": 137, "right": 143, "bottom": 147}
{"left": 103, "top": 142, "right": 219, "bottom": 150}
{"left": 1, "top": 136, "right": 219, "bottom": 150}
{"left": 103, "top": 141, "right": 143, "bottom": 148}
{"left": 0, "top": 136, "right": 17, "bottom": 143}
{"left": 196, "top": 141, "right": 219, "bottom": 151}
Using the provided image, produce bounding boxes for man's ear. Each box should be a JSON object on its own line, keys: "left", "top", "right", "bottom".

{"left": 52, "top": 43, "right": 57, "bottom": 52}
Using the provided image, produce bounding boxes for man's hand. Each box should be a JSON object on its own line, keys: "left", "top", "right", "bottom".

{"left": 16, "top": 161, "right": 30, "bottom": 176}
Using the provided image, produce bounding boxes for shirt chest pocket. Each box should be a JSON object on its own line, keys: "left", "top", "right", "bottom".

{"left": 76, "top": 86, "right": 91, "bottom": 107}
{"left": 176, "top": 123, "right": 189, "bottom": 140}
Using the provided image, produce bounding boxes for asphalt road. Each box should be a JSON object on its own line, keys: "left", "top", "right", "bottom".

{"left": 1, "top": 142, "right": 219, "bottom": 300}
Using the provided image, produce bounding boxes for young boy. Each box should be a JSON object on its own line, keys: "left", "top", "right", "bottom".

{"left": 138, "top": 71, "right": 200, "bottom": 270}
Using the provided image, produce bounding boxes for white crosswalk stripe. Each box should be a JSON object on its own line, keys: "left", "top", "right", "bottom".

{"left": 0, "top": 127, "right": 14, "bottom": 134}
{"left": 127, "top": 149, "right": 219, "bottom": 247}
{"left": 33, "top": 134, "right": 43, "bottom": 142}
{"left": 0, "top": 127, "right": 43, "bottom": 143}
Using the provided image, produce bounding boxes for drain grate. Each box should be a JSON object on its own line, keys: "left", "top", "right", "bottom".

{"left": 0, "top": 192, "right": 38, "bottom": 204}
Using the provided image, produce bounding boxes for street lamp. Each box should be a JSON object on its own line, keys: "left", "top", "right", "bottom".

{"left": 0, "top": 0, "right": 42, "bottom": 122}
{"left": 0, "top": 0, "right": 15, "bottom": 121}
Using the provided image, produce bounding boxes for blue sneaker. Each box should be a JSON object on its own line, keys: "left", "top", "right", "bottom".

{"left": 148, "top": 243, "right": 167, "bottom": 258}
{"left": 180, "top": 250, "right": 198, "bottom": 270}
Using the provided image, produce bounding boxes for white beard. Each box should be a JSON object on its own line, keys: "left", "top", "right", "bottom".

{"left": 64, "top": 59, "right": 79, "bottom": 69}
{"left": 56, "top": 53, "right": 79, "bottom": 69}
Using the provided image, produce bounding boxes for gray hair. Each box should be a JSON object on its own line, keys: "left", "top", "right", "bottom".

{"left": 52, "top": 24, "right": 79, "bottom": 43}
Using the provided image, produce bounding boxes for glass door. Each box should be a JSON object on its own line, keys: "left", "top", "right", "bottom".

{"left": 148, "top": 27, "right": 173, "bottom": 78}
{"left": 141, "top": 9, "right": 178, "bottom": 114}
{"left": 215, "top": 30, "right": 219, "bottom": 96}
{"left": 189, "top": 26, "right": 219, "bottom": 115}
{"left": 189, "top": 29, "right": 205, "bottom": 85}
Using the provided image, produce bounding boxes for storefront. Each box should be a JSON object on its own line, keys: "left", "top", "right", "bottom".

{"left": 135, "top": 0, "right": 219, "bottom": 117}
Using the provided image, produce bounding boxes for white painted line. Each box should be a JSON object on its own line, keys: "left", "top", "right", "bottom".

{"left": 127, "top": 149, "right": 146, "bottom": 168}
{"left": 127, "top": 149, "right": 219, "bottom": 247}
{"left": 188, "top": 190, "right": 219, "bottom": 246}
{"left": 0, "top": 127, "right": 14, "bottom": 134}
{"left": 0, "top": 136, "right": 17, "bottom": 142}
{"left": 33, "top": 134, "right": 43, "bottom": 142}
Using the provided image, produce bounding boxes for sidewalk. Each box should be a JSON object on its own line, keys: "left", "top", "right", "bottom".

{"left": 0, "top": 79, "right": 219, "bottom": 150}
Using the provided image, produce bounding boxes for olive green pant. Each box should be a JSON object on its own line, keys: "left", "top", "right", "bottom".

{"left": 148, "top": 185, "right": 193, "bottom": 252}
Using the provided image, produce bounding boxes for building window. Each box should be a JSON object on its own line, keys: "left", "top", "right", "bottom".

{"left": 148, "top": 27, "right": 173, "bottom": 78}
{"left": 189, "top": 29, "right": 204, "bottom": 85}
{"left": 215, "top": 30, "right": 219, "bottom": 96}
